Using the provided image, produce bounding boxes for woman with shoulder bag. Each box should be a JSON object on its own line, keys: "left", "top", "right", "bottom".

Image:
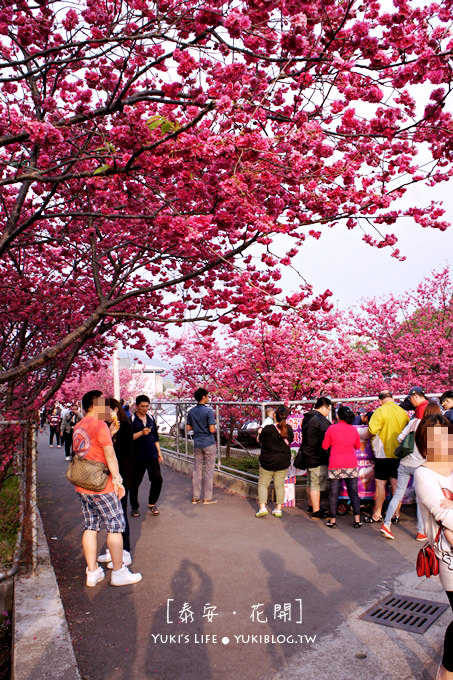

{"left": 255, "top": 406, "right": 294, "bottom": 519}
{"left": 415, "top": 414, "right": 453, "bottom": 680}
{"left": 97, "top": 398, "right": 134, "bottom": 568}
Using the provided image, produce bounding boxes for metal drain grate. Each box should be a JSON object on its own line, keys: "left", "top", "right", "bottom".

{"left": 360, "top": 593, "right": 449, "bottom": 633}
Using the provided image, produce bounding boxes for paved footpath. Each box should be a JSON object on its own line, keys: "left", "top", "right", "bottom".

{"left": 37, "top": 432, "right": 451, "bottom": 680}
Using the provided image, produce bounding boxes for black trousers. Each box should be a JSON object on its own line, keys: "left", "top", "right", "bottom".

{"left": 442, "top": 591, "right": 453, "bottom": 671}
{"left": 62, "top": 431, "right": 73, "bottom": 458}
{"left": 120, "top": 488, "right": 131, "bottom": 552}
{"left": 130, "top": 458, "right": 162, "bottom": 510}
{"left": 49, "top": 426, "right": 60, "bottom": 446}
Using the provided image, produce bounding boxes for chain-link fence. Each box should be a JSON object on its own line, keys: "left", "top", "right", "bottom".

{"left": 0, "top": 420, "right": 38, "bottom": 579}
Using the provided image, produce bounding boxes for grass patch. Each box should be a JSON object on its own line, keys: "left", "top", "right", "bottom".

{"left": 221, "top": 456, "right": 259, "bottom": 474}
{"left": 0, "top": 474, "right": 20, "bottom": 566}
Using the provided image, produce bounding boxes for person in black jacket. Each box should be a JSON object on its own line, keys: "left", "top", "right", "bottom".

{"left": 300, "top": 396, "right": 332, "bottom": 518}
{"left": 255, "top": 406, "right": 294, "bottom": 518}
{"left": 97, "top": 398, "right": 134, "bottom": 568}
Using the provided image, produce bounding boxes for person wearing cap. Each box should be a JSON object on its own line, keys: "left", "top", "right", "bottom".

{"left": 440, "top": 391, "right": 453, "bottom": 425}
{"left": 366, "top": 390, "right": 409, "bottom": 523}
{"left": 407, "top": 386, "right": 429, "bottom": 419}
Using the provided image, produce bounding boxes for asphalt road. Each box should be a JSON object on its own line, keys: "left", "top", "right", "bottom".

{"left": 37, "top": 431, "right": 441, "bottom": 680}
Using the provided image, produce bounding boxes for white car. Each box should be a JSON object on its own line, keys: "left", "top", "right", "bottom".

{"left": 154, "top": 405, "right": 177, "bottom": 435}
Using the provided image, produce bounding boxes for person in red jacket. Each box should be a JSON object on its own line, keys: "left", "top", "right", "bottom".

{"left": 322, "top": 405, "right": 362, "bottom": 528}
{"left": 407, "top": 386, "right": 429, "bottom": 419}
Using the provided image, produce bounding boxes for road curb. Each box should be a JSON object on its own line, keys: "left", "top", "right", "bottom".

{"left": 13, "top": 512, "right": 81, "bottom": 680}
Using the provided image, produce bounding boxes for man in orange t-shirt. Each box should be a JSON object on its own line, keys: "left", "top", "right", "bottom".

{"left": 73, "top": 390, "right": 142, "bottom": 587}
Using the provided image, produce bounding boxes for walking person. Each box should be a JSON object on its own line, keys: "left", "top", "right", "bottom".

{"left": 97, "top": 398, "right": 134, "bottom": 568}
{"left": 322, "top": 405, "right": 363, "bottom": 528}
{"left": 130, "top": 395, "right": 163, "bottom": 517}
{"left": 186, "top": 387, "right": 218, "bottom": 505}
{"left": 60, "top": 403, "right": 82, "bottom": 461}
{"left": 415, "top": 414, "right": 453, "bottom": 680}
{"left": 255, "top": 406, "right": 294, "bottom": 518}
{"left": 366, "top": 390, "right": 409, "bottom": 523}
{"left": 73, "top": 390, "right": 142, "bottom": 587}
{"left": 48, "top": 406, "right": 62, "bottom": 448}
{"left": 379, "top": 401, "right": 441, "bottom": 541}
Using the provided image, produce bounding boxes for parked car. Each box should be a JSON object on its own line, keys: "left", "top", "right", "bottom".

{"left": 154, "top": 404, "right": 177, "bottom": 435}
{"left": 235, "top": 420, "right": 260, "bottom": 448}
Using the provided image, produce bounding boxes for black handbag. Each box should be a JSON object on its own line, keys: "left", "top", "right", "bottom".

{"left": 293, "top": 449, "right": 307, "bottom": 470}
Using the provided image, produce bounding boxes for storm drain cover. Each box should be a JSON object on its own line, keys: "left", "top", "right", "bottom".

{"left": 360, "top": 593, "right": 449, "bottom": 634}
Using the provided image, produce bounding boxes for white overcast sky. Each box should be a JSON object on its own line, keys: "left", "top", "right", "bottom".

{"left": 279, "top": 179, "right": 453, "bottom": 310}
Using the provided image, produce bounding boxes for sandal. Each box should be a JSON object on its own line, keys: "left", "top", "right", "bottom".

{"left": 363, "top": 514, "right": 382, "bottom": 523}
{"left": 325, "top": 520, "right": 337, "bottom": 528}
{"left": 353, "top": 521, "right": 363, "bottom": 528}
{"left": 131, "top": 510, "right": 140, "bottom": 517}
{"left": 148, "top": 505, "right": 160, "bottom": 515}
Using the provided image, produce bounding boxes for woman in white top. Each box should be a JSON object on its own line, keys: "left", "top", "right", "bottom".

{"left": 380, "top": 402, "right": 441, "bottom": 540}
{"left": 415, "top": 414, "right": 453, "bottom": 680}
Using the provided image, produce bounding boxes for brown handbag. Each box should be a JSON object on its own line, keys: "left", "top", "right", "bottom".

{"left": 66, "top": 454, "right": 110, "bottom": 492}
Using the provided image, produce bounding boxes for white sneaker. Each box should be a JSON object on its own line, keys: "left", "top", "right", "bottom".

{"left": 110, "top": 566, "right": 142, "bottom": 586}
{"left": 65, "top": 456, "right": 71, "bottom": 461}
{"left": 97, "top": 549, "right": 111, "bottom": 563}
{"left": 49, "top": 445, "right": 53, "bottom": 448}
{"left": 86, "top": 566, "right": 105, "bottom": 587}
{"left": 107, "top": 550, "right": 132, "bottom": 569}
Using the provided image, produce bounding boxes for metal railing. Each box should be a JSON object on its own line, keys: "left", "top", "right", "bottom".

{"left": 151, "top": 394, "right": 442, "bottom": 483}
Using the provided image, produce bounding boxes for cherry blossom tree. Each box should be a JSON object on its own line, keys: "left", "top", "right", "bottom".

{"left": 54, "top": 361, "right": 147, "bottom": 403}
{"left": 349, "top": 266, "right": 453, "bottom": 393}
{"left": 2, "top": 0, "right": 453, "bottom": 412}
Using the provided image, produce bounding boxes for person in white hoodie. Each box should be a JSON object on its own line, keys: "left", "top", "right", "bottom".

{"left": 415, "top": 414, "right": 453, "bottom": 680}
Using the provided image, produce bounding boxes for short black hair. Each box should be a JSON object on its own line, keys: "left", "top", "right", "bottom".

{"left": 82, "top": 390, "right": 102, "bottom": 412}
{"left": 194, "top": 387, "right": 208, "bottom": 403}
{"left": 136, "top": 394, "right": 150, "bottom": 406}
{"left": 315, "top": 396, "right": 332, "bottom": 409}
{"left": 440, "top": 390, "right": 453, "bottom": 405}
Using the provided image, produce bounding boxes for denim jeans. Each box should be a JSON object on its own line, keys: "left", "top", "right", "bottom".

{"left": 383, "top": 462, "right": 424, "bottom": 533}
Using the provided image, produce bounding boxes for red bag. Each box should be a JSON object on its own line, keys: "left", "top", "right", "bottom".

{"left": 416, "top": 487, "right": 450, "bottom": 578}
{"left": 416, "top": 541, "right": 439, "bottom": 578}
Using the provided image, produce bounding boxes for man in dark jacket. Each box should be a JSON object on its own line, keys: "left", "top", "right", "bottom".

{"left": 300, "top": 397, "right": 332, "bottom": 518}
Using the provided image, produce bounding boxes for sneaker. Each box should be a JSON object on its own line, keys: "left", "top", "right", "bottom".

{"left": 65, "top": 456, "right": 71, "bottom": 461}
{"left": 86, "top": 566, "right": 105, "bottom": 587}
{"left": 110, "top": 566, "right": 142, "bottom": 586}
{"left": 49, "top": 445, "right": 53, "bottom": 448}
{"left": 416, "top": 532, "right": 428, "bottom": 542}
{"left": 202, "top": 499, "right": 217, "bottom": 505}
{"left": 57, "top": 445, "right": 62, "bottom": 448}
{"left": 272, "top": 509, "right": 282, "bottom": 518}
{"left": 379, "top": 524, "right": 395, "bottom": 540}
{"left": 391, "top": 515, "right": 400, "bottom": 525}
{"left": 98, "top": 549, "right": 132, "bottom": 567}
{"left": 107, "top": 550, "right": 132, "bottom": 569}
{"left": 255, "top": 508, "right": 269, "bottom": 518}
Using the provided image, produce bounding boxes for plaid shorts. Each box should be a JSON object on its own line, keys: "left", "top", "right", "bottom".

{"left": 77, "top": 492, "right": 126, "bottom": 533}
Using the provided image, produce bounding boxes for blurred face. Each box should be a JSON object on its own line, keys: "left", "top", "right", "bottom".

{"left": 426, "top": 426, "right": 453, "bottom": 474}
{"left": 92, "top": 397, "right": 110, "bottom": 420}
